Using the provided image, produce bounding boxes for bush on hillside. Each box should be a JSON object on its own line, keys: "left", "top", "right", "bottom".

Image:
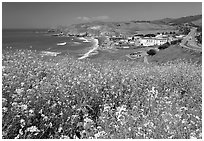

{"left": 170, "top": 39, "right": 182, "bottom": 45}
{"left": 144, "top": 34, "right": 156, "bottom": 37}
{"left": 179, "top": 26, "right": 191, "bottom": 35}
{"left": 171, "top": 40, "right": 177, "bottom": 45}
{"left": 197, "top": 26, "right": 202, "bottom": 32}
{"left": 195, "top": 33, "right": 202, "bottom": 44}
{"left": 147, "top": 49, "right": 157, "bottom": 56}
{"left": 158, "top": 42, "right": 170, "bottom": 50}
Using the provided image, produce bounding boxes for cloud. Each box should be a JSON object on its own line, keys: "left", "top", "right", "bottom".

{"left": 76, "top": 16, "right": 90, "bottom": 21}
{"left": 76, "top": 16, "right": 109, "bottom": 21}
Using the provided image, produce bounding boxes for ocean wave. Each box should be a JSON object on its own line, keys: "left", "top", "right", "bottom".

{"left": 73, "top": 42, "right": 82, "bottom": 45}
{"left": 78, "top": 37, "right": 91, "bottom": 42}
{"left": 40, "top": 51, "right": 61, "bottom": 56}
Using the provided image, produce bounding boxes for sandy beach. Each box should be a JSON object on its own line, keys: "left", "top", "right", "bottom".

{"left": 78, "top": 38, "right": 99, "bottom": 60}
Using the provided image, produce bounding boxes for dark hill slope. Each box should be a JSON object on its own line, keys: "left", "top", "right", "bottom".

{"left": 152, "top": 15, "right": 202, "bottom": 25}
{"left": 170, "top": 15, "right": 202, "bottom": 25}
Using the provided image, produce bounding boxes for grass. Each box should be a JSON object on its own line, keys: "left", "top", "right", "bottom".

{"left": 89, "top": 44, "right": 201, "bottom": 65}
{"left": 147, "top": 45, "right": 202, "bottom": 64}
{"left": 89, "top": 47, "right": 150, "bottom": 61}
{"left": 2, "top": 49, "right": 202, "bottom": 139}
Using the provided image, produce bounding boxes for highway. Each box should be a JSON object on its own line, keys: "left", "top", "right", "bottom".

{"left": 180, "top": 27, "right": 202, "bottom": 52}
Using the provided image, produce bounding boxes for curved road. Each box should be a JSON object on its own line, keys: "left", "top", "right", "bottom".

{"left": 180, "top": 27, "right": 202, "bottom": 52}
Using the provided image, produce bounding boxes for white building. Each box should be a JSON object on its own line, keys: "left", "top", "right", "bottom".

{"left": 139, "top": 37, "right": 168, "bottom": 46}
{"left": 155, "top": 33, "right": 169, "bottom": 38}
{"left": 175, "top": 35, "right": 185, "bottom": 38}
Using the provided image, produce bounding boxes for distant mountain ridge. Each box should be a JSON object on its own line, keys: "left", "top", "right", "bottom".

{"left": 152, "top": 14, "right": 202, "bottom": 26}
{"left": 59, "top": 14, "right": 202, "bottom": 35}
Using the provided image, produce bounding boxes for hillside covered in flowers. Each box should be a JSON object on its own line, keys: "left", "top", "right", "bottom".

{"left": 2, "top": 50, "right": 202, "bottom": 139}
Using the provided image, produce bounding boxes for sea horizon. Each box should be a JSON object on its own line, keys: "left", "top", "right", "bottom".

{"left": 2, "top": 28, "right": 95, "bottom": 58}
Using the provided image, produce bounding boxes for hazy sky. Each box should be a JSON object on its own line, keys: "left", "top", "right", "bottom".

{"left": 2, "top": 2, "right": 202, "bottom": 29}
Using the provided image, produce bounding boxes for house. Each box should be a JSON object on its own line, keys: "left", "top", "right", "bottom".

{"left": 76, "top": 32, "right": 88, "bottom": 37}
{"left": 109, "top": 37, "right": 125, "bottom": 41}
{"left": 168, "top": 36, "right": 177, "bottom": 42}
{"left": 139, "top": 37, "right": 168, "bottom": 46}
{"left": 175, "top": 35, "right": 185, "bottom": 39}
{"left": 129, "top": 41, "right": 135, "bottom": 45}
{"left": 155, "top": 33, "right": 168, "bottom": 39}
{"left": 127, "top": 36, "right": 133, "bottom": 40}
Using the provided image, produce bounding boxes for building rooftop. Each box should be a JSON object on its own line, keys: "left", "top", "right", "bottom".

{"left": 141, "top": 37, "right": 168, "bottom": 40}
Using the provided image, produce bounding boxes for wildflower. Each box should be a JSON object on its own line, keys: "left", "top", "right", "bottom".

{"left": 60, "top": 135, "right": 70, "bottom": 139}
{"left": 16, "top": 88, "right": 24, "bottom": 94}
{"left": 190, "top": 136, "right": 197, "bottom": 139}
{"left": 19, "top": 129, "right": 24, "bottom": 135}
{"left": 84, "top": 117, "right": 93, "bottom": 123}
{"left": 21, "top": 82, "right": 25, "bottom": 87}
{"left": 26, "top": 126, "right": 40, "bottom": 133}
{"left": 84, "top": 117, "right": 94, "bottom": 130}
{"left": 28, "top": 109, "right": 35, "bottom": 117}
{"left": 190, "top": 132, "right": 197, "bottom": 139}
{"left": 14, "top": 134, "right": 20, "bottom": 139}
{"left": 103, "top": 104, "right": 111, "bottom": 112}
{"left": 43, "top": 116, "right": 48, "bottom": 121}
{"left": 73, "top": 134, "right": 80, "bottom": 139}
{"left": 21, "top": 104, "right": 28, "bottom": 110}
{"left": 20, "top": 119, "right": 26, "bottom": 128}
{"left": 58, "top": 101, "right": 62, "bottom": 105}
{"left": 2, "top": 98, "right": 7, "bottom": 104}
{"left": 117, "top": 115, "right": 126, "bottom": 125}
{"left": 49, "top": 122, "right": 53, "bottom": 127}
{"left": 2, "top": 107, "right": 8, "bottom": 113}
{"left": 97, "top": 126, "right": 102, "bottom": 130}
{"left": 179, "top": 106, "right": 188, "bottom": 111}
{"left": 148, "top": 86, "right": 158, "bottom": 98}
{"left": 58, "top": 125, "right": 63, "bottom": 133}
{"left": 116, "top": 105, "right": 127, "bottom": 117}
{"left": 51, "top": 103, "right": 57, "bottom": 109}
{"left": 144, "top": 121, "right": 150, "bottom": 127}
{"left": 95, "top": 130, "right": 106, "bottom": 138}
{"left": 39, "top": 109, "right": 43, "bottom": 114}
{"left": 2, "top": 66, "right": 5, "bottom": 71}
{"left": 59, "top": 111, "right": 63, "bottom": 116}
{"left": 182, "top": 119, "right": 188, "bottom": 124}
{"left": 198, "top": 132, "right": 202, "bottom": 138}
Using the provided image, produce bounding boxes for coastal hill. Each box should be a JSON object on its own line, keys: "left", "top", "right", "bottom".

{"left": 62, "top": 20, "right": 177, "bottom": 36}
{"left": 192, "top": 19, "right": 202, "bottom": 26}
{"left": 58, "top": 14, "right": 201, "bottom": 36}
{"left": 152, "top": 14, "right": 202, "bottom": 26}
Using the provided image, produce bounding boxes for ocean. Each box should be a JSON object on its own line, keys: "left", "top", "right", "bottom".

{"left": 2, "top": 29, "right": 93, "bottom": 57}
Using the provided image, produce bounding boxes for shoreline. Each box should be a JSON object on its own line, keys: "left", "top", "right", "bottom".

{"left": 78, "top": 37, "right": 99, "bottom": 60}
{"left": 78, "top": 37, "right": 91, "bottom": 42}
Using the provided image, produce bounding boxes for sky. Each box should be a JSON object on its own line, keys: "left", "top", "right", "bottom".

{"left": 2, "top": 2, "right": 202, "bottom": 29}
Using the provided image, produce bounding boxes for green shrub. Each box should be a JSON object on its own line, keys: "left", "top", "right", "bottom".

{"left": 158, "top": 42, "right": 170, "bottom": 50}
{"left": 147, "top": 49, "right": 157, "bottom": 56}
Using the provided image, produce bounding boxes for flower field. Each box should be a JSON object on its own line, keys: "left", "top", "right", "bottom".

{"left": 2, "top": 49, "right": 202, "bottom": 139}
